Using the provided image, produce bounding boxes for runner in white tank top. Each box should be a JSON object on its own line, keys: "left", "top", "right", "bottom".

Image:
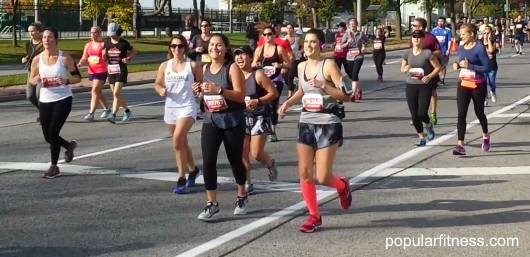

{"left": 29, "top": 27, "right": 82, "bottom": 179}
{"left": 154, "top": 35, "right": 203, "bottom": 194}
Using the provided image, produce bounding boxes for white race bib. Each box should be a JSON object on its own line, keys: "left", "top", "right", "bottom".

{"left": 108, "top": 64, "right": 121, "bottom": 74}
{"left": 373, "top": 41, "right": 382, "bottom": 50}
{"left": 516, "top": 24, "right": 523, "bottom": 29}
{"left": 459, "top": 68, "right": 476, "bottom": 81}
{"left": 334, "top": 44, "right": 342, "bottom": 51}
{"left": 262, "top": 66, "right": 275, "bottom": 77}
{"left": 302, "top": 93, "right": 324, "bottom": 112}
{"left": 42, "top": 77, "right": 62, "bottom": 88}
{"left": 201, "top": 54, "right": 211, "bottom": 63}
{"left": 436, "top": 35, "right": 445, "bottom": 43}
{"left": 204, "top": 94, "right": 228, "bottom": 112}
{"left": 409, "top": 68, "right": 424, "bottom": 79}
{"left": 88, "top": 56, "right": 100, "bottom": 64}
{"left": 346, "top": 48, "right": 360, "bottom": 61}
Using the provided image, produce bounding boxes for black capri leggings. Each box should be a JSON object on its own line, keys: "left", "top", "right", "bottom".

{"left": 285, "top": 60, "right": 300, "bottom": 92}
{"left": 39, "top": 96, "right": 73, "bottom": 165}
{"left": 201, "top": 120, "right": 247, "bottom": 191}
{"left": 270, "top": 81, "right": 284, "bottom": 126}
{"left": 457, "top": 82, "right": 488, "bottom": 141}
{"left": 345, "top": 58, "right": 364, "bottom": 81}
{"left": 406, "top": 83, "right": 433, "bottom": 133}
{"left": 333, "top": 56, "right": 347, "bottom": 72}
{"left": 373, "top": 50, "right": 386, "bottom": 76}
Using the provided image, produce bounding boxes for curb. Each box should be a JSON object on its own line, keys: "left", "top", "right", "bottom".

{"left": 0, "top": 79, "right": 156, "bottom": 103}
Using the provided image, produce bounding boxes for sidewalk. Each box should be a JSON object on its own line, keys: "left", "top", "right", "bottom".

{"left": 0, "top": 43, "right": 410, "bottom": 103}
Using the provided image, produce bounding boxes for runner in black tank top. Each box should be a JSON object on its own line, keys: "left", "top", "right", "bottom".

{"left": 257, "top": 44, "right": 282, "bottom": 80}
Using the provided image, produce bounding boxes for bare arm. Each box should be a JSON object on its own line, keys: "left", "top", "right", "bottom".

{"left": 29, "top": 55, "right": 40, "bottom": 85}
{"left": 427, "top": 55, "right": 441, "bottom": 79}
{"left": 255, "top": 69, "right": 278, "bottom": 103}
{"left": 278, "top": 46, "right": 291, "bottom": 68}
{"left": 154, "top": 61, "right": 167, "bottom": 95}
{"left": 400, "top": 59, "right": 409, "bottom": 73}
{"left": 322, "top": 59, "right": 351, "bottom": 102}
{"left": 78, "top": 42, "right": 90, "bottom": 67}
{"left": 222, "top": 63, "right": 246, "bottom": 102}
{"left": 62, "top": 53, "right": 82, "bottom": 84}
{"left": 282, "top": 61, "right": 306, "bottom": 108}
{"left": 191, "top": 61, "right": 203, "bottom": 82}
{"left": 252, "top": 46, "right": 262, "bottom": 67}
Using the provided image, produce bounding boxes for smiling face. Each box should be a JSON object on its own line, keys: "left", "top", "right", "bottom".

{"left": 235, "top": 51, "right": 250, "bottom": 69}
{"left": 169, "top": 38, "right": 186, "bottom": 57}
{"left": 208, "top": 35, "right": 226, "bottom": 61}
{"left": 90, "top": 27, "right": 101, "bottom": 41}
{"left": 303, "top": 33, "right": 320, "bottom": 59}
{"left": 459, "top": 26, "right": 475, "bottom": 44}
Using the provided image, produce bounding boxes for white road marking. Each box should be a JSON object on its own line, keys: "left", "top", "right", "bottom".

{"left": 492, "top": 113, "right": 530, "bottom": 118}
{"left": 0, "top": 162, "right": 121, "bottom": 175}
{"left": 174, "top": 93, "right": 530, "bottom": 257}
{"left": 375, "top": 166, "right": 530, "bottom": 177}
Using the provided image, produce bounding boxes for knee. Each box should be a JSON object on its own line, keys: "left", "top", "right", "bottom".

{"left": 316, "top": 171, "right": 333, "bottom": 185}
{"left": 112, "top": 91, "right": 120, "bottom": 98}
{"left": 173, "top": 134, "right": 187, "bottom": 150}
{"left": 298, "top": 166, "right": 313, "bottom": 183}
{"left": 250, "top": 147, "right": 262, "bottom": 161}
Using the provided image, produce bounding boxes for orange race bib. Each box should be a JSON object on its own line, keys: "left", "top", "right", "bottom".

{"left": 203, "top": 94, "right": 228, "bottom": 112}
{"left": 459, "top": 69, "right": 477, "bottom": 89}
{"left": 302, "top": 93, "right": 324, "bottom": 112}
{"left": 42, "top": 77, "right": 62, "bottom": 88}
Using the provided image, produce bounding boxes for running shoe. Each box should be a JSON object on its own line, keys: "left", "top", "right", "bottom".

{"left": 245, "top": 183, "right": 255, "bottom": 195}
{"left": 187, "top": 167, "right": 200, "bottom": 187}
{"left": 198, "top": 202, "right": 220, "bottom": 221}
{"left": 453, "top": 145, "right": 466, "bottom": 155}
{"left": 64, "top": 140, "right": 77, "bottom": 163}
{"left": 267, "top": 158, "right": 278, "bottom": 181}
{"left": 233, "top": 196, "right": 249, "bottom": 215}
{"left": 268, "top": 133, "right": 278, "bottom": 142}
{"left": 482, "top": 134, "right": 491, "bottom": 152}
{"left": 100, "top": 109, "right": 111, "bottom": 119}
{"left": 338, "top": 177, "right": 352, "bottom": 209}
{"left": 426, "top": 123, "right": 435, "bottom": 141}
{"left": 41, "top": 166, "right": 60, "bottom": 179}
{"left": 414, "top": 138, "right": 426, "bottom": 147}
{"left": 300, "top": 215, "right": 322, "bottom": 233}
{"left": 107, "top": 114, "right": 116, "bottom": 124}
{"left": 84, "top": 113, "right": 94, "bottom": 121}
{"left": 173, "top": 177, "right": 187, "bottom": 194}
{"left": 122, "top": 110, "right": 131, "bottom": 122}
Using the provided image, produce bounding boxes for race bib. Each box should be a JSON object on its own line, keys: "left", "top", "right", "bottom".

{"left": 42, "top": 77, "right": 62, "bottom": 88}
{"left": 436, "top": 35, "right": 445, "bottom": 43}
{"left": 373, "top": 41, "right": 382, "bottom": 50}
{"left": 201, "top": 54, "right": 211, "bottom": 63}
{"left": 510, "top": 25, "right": 515, "bottom": 30}
{"left": 409, "top": 68, "right": 424, "bottom": 79}
{"left": 88, "top": 56, "right": 100, "bottom": 64}
{"left": 334, "top": 44, "right": 342, "bottom": 51}
{"left": 302, "top": 93, "right": 324, "bottom": 112}
{"left": 459, "top": 68, "right": 477, "bottom": 89}
{"left": 204, "top": 94, "right": 228, "bottom": 112}
{"left": 108, "top": 64, "right": 121, "bottom": 74}
{"left": 346, "top": 48, "right": 360, "bottom": 61}
{"left": 262, "top": 66, "right": 275, "bottom": 77}
{"left": 516, "top": 24, "right": 523, "bottom": 29}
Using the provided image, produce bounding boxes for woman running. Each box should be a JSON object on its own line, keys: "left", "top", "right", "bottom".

{"left": 192, "top": 34, "right": 248, "bottom": 220}
{"left": 373, "top": 27, "right": 389, "bottom": 82}
{"left": 333, "top": 22, "right": 348, "bottom": 75}
{"left": 401, "top": 30, "right": 440, "bottom": 147}
{"left": 189, "top": 19, "right": 213, "bottom": 120}
{"left": 284, "top": 23, "right": 302, "bottom": 99}
{"left": 78, "top": 26, "right": 111, "bottom": 121}
{"left": 23, "top": 22, "right": 44, "bottom": 122}
{"left": 252, "top": 26, "right": 291, "bottom": 142}
{"left": 482, "top": 26, "right": 498, "bottom": 105}
{"left": 154, "top": 35, "right": 202, "bottom": 194}
{"left": 452, "top": 23, "right": 491, "bottom": 155}
{"left": 234, "top": 45, "right": 279, "bottom": 195}
{"left": 29, "top": 27, "right": 81, "bottom": 179}
{"left": 339, "top": 19, "right": 368, "bottom": 101}
{"left": 278, "top": 28, "right": 353, "bottom": 233}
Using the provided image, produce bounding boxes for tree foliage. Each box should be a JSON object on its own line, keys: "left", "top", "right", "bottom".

{"left": 317, "top": 0, "right": 336, "bottom": 28}
{"left": 4, "top": 0, "right": 79, "bottom": 11}
{"left": 83, "top": 0, "right": 134, "bottom": 30}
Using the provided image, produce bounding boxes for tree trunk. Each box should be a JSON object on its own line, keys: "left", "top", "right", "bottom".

{"left": 11, "top": 0, "right": 18, "bottom": 47}
{"left": 395, "top": 9, "right": 402, "bottom": 40}
{"left": 311, "top": 7, "right": 317, "bottom": 28}
{"left": 165, "top": 0, "right": 172, "bottom": 36}
{"left": 193, "top": 0, "right": 199, "bottom": 21}
{"left": 199, "top": 0, "right": 205, "bottom": 21}
{"left": 449, "top": 2, "right": 456, "bottom": 37}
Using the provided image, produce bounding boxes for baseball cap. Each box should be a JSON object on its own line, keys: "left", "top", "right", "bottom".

{"left": 107, "top": 23, "right": 120, "bottom": 36}
{"left": 337, "top": 22, "right": 346, "bottom": 28}
{"left": 233, "top": 45, "right": 253, "bottom": 55}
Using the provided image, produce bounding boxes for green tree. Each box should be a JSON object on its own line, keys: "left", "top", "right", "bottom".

{"left": 385, "top": 0, "right": 420, "bottom": 40}
{"left": 317, "top": 0, "right": 335, "bottom": 28}
{"left": 83, "top": 0, "right": 135, "bottom": 30}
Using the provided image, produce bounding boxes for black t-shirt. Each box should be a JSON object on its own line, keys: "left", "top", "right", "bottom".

{"left": 513, "top": 21, "right": 525, "bottom": 34}
{"left": 104, "top": 38, "right": 133, "bottom": 71}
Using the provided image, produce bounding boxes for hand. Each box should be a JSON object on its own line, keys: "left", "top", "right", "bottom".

{"left": 158, "top": 88, "right": 167, "bottom": 97}
{"left": 308, "top": 77, "right": 325, "bottom": 89}
{"left": 192, "top": 82, "right": 201, "bottom": 95}
{"left": 280, "top": 68, "right": 288, "bottom": 74}
{"left": 246, "top": 99, "right": 259, "bottom": 109}
{"left": 402, "top": 65, "right": 410, "bottom": 74}
{"left": 201, "top": 82, "right": 221, "bottom": 93}
{"left": 459, "top": 58, "right": 469, "bottom": 68}
{"left": 251, "top": 62, "right": 259, "bottom": 68}
{"left": 278, "top": 103, "right": 289, "bottom": 119}
{"left": 122, "top": 57, "right": 129, "bottom": 63}
{"left": 421, "top": 75, "right": 431, "bottom": 83}
{"left": 196, "top": 46, "right": 204, "bottom": 52}
{"left": 58, "top": 77, "right": 69, "bottom": 85}
{"left": 453, "top": 62, "right": 459, "bottom": 70}
{"left": 32, "top": 75, "right": 42, "bottom": 84}
{"left": 22, "top": 57, "right": 27, "bottom": 64}
{"left": 77, "top": 62, "right": 83, "bottom": 69}
{"left": 272, "top": 62, "right": 281, "bottom": 68}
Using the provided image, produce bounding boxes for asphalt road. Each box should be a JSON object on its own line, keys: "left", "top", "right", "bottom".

{"left": 1, "top": 47, "right": 530, "bottom": 257}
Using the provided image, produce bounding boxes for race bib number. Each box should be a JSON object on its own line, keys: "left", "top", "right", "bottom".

{"left": 409, "top": 68, "right": 424, "bottom": 79}
{"left": 42, "top": 77, "right": 62, "bottom": 88}
{"left": 88, "top": 56, "right": 100, "bottom": 64}
{"left": 204, "top": 94, "right": 228, "bottom": 112}
{"left": 459, "top": 68, "right": 477, "bottom": 89}
{"left": 108, "top": 64, "right": 121, "bottom": 74}
{"left": 334, "top": 44, "right": 342, "bottom": 51}
{"left": 516, "top": 24, "right": 523, "bottom": 29}
{"left": 436, "top": 35, "right": 445, "bottom": 43}
{"left": 373, "top": 41, "right": 382, "bottom": 50}
{"left": 346, "top": 48, "right": 360, "bottom": 61}
{"left": 201, "top": 54, "right": 211, "bottom": 63}
{"left": 302, "top": 93, "right": 324, "bottom": 112}
{"left": 262, "top": 66, "right": 275, "bottom": 77}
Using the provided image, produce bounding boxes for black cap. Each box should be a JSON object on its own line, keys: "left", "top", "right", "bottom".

{"left": 411, "top": 30, "right": 426, "bottom": 38}
{"left": 270, "top": 19, "right": 282, "bottom": 26}
{"left": 234, "top": 45, "right": 253, "bottom": 55}
{"left": 337, "top": 22, "right": 346, "bottom": 28}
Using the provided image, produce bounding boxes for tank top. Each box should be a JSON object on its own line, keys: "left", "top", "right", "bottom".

{"left": 287, "top": 36, "right": 300, "bottom": 61}
{"left": 38, "top": 51, "right": 73, "bottom": 103}
{"left": 299, "top": 59, "right": 340, "bottom": 124}
{"left": 203, "top": 62, "right": 245, "bottom": 129}
{"left": 86, "top": 42, "right": 107, "bottom": 74}
{"left": 164, "top": 59, "right": 196, "bottom": 108}
{"left": 258, "top": 45, "right": 282, "bottom": 81}
{"left": 244, "top": 71, "right": 269, "bottom": 116}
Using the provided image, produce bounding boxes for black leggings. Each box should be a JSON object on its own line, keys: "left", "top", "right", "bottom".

{"left": 39, "top": 96, "right": 73, "bottom": 165}
{"left": 457, "top": 82, "right": 488, "bottom": 141}
{"left": 373, "top": 50, "right": 386, "bottom": 76}
{"left": 345, "top": 58, "right": 364, "bottom": 81}
{"left": 199, "top": 99, "right": 205, "bottom": 113}
{"left": 285, "top": 60, "right": 300, "bottom": 91}
{"left": 270, "top": 81, "right": 284, "bottom": 126}
{"left": 406, "top": 83, "right": 433, "bottom": 133}
{"left": 201, "top": 120, "right": 246, "bottom": 191}
{"left": 333, "top": 56, "right": 347, "bottom": 73}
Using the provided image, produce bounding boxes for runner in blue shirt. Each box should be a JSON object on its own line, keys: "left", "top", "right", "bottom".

{"left": 431, "top": 17, "right": 453, "bottom": 86}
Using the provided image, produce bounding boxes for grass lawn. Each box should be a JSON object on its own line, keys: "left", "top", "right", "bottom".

{"left": 0, "top": 33, "right": 248, "bottom": 65}
{"left": 0, "top": 62, "right": 161, "bottom": 88}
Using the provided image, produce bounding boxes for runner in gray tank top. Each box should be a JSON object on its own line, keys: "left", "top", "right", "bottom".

{"left": 278, "top": 28, "right": 353, "bottom": 233}
{"left": 401, "top": 30, "right": 441, "bottom": 147}
{"left": 233, "top": 45, "right": 280, "bottom": 195}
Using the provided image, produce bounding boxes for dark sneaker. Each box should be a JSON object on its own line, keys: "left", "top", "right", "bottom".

{"left": 64, "top": 140, "right": 77, "bottom": 163}
{"left": 41, "top": 166, "right": 61, "bottom": 179}
{"left": 482, "top": 135, "right": 491, "bottom": 152}
{"left": 453, "top": 145, "right": 466, "bottom": 155}
{"left": 299, "top": 215, "right": 322, "bottom": 233}
{"left": 187, "top": 167, "right": 200, "bottom": 187}
{"left": 173, "top": 177, "right": 187, "bottom": 194}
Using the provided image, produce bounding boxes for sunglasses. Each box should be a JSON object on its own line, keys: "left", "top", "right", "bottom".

{"left": 263, "top": 32, "right": 273, "bottom": 36}
{"left": 170, "top": 44, "right": 185, "bottom": 49}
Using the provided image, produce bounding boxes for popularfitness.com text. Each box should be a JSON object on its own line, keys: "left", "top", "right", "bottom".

{"left": 386, "top": 234, "right": 519, "bottom": 249}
